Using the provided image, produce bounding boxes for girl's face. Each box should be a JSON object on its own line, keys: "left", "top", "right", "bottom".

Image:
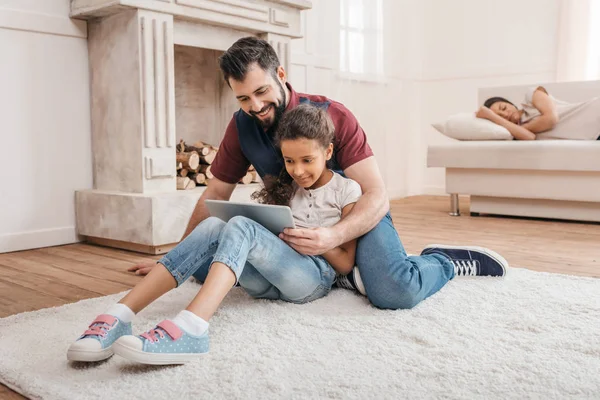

{"left": 280, "top": 138, "right": 333, "bottom": 189}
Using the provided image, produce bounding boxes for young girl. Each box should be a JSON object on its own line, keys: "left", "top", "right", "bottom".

{"left": 67, "top": 104, "right": 362, "bottom": 365}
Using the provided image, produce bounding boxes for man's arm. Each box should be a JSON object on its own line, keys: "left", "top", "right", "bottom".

{"left": 280, "top": 156, "right": 388, "bottom": 255}
{"left": 333, "top": 156, "right": 388, "bottom": 243}
{"left": 181, "top": 177, "right": 237, "bottom": 239}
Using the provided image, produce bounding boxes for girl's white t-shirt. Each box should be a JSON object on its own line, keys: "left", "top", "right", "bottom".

{"left": 289, "top": 171, "right": 362, "bottom": 229}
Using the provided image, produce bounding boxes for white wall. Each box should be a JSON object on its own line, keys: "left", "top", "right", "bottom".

{"left": 0, "top": 0, "right": 561, "bottom": 252}
{"left": 0, "top": 0, "right": 92, "bottom": 253}
{"left": 418, "top": 0, "right": 560, "bottom": 194}
{"left": 291, "top": 0, "right": 561, "bottom": 197}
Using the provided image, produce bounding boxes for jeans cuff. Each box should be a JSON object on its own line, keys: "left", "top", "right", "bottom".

{"left": 428, "top": 253, "right": 456, "bottom": 280}
{"left": 210, "top": 255, "right": 242, "bottom": 285}
{"left": 157, "top": 255, "right": 185, "bottom": 287}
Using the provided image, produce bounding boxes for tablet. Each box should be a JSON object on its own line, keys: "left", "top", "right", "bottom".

{"left": 204, "top": 199, "right": 296, "bottom": 235}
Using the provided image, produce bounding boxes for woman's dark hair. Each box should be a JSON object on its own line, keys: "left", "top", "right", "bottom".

{"left": 484, "top": 96, "right": 515, "bottom": 109}
{"left": 218, "top": 37, "right": 280, "bottom": 84}
{"left": 251, "top": 104, "right": 335, "bottom": 206}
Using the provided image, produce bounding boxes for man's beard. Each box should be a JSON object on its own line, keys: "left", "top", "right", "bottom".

{"left": 250, "top": 80, "right": 287, "bottom": 132}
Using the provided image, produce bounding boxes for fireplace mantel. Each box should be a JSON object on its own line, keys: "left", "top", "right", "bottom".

{"left": 71, "top": 0, "right": 310, "bottom": 40}
{"left": 72, "top": 0, "right": 311, "bottom": 254}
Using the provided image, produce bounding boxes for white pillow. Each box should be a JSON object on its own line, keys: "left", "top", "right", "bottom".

{"left": 432, "top": 112, "right": 513, "bottom": 140}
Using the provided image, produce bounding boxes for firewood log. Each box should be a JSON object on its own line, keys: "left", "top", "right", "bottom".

{"left": 248, "top": 171, "right": 258, "bottom": 182}
{"left": 200, "top": 150, "right": 216, "bottom": 165}
{"left": 185, "top": 179, "right": 196, "bottom": 190}
{"left": 184, "top": 145, "right": 210, "bottom": 156}
{"left": 179, "top": 168, "right": 189, "bottom": 177}
{"left": 189, "top": 172, "right": 206, "bottom": 185}
{"left": 204, "top": 165, "right": 213, "bottom": 179}
{"left": 176, "top": 151, "right": 200, "bottom": 170}
{"left": 239, "top": 172, "right": 253, "bottom": 184}
{"left": 176, "top": 162, "right": 183, "bottom": 170}
{"left": 176, "top": 176, "right": 190, "bottom": 190}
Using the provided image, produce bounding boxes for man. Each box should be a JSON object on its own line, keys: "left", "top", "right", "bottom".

{"left": 130, "top": 37, "right": 507, "bottom": 309}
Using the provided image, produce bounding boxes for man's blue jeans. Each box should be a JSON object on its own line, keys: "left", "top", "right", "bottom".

{"left": 159, "top": 216, "right": 336, "bottom": 304}
{"left": 354, "top": 212, "right": 454, "bottom": 309}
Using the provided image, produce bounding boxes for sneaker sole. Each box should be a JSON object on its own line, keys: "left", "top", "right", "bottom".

{"left": 67, "top": 347, "right": 114, "bottom": 362}
{"left": 422, "top": 244, "right": 508, "bottom": 276}
{"left": 112, "top": 340, "right": 207, "bottom": 365}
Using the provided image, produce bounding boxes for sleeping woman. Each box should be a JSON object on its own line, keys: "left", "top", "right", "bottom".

{"left": 476, "top": 86, "right": 600, "bottom": 141}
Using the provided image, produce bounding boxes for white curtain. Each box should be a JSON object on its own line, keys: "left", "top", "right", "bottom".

{"left": 556, "top": 0, "right": 600, "bottom": 81}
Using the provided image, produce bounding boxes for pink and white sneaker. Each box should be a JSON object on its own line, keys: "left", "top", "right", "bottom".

{"left": 113, "top": 320, "right": 209, "bottom": 365}
{"left": 67, "top": 314, "right": 132, "bottom": 362}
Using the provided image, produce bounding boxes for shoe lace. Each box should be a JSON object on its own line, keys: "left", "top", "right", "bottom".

{"left": 82, "top": 315, "right": 117, "bottom": 338}
{"left": 452, "top": 259, "right": 477, "bottom": 276}
{"left": 336, "top": 275, "right": 355, "bottom": 290}
{"left": 83, "top": 323, "right": 111, "bottom": 338}
{"left": 141, "top": 328, "right": 165, "bottom": 343}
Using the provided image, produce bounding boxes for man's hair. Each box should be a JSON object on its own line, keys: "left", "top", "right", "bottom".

{"left": 218, "top": 36, "right": 281, "bottom": 84}
{"left": 483, "top": 96, "right": 515, "bottom": 109}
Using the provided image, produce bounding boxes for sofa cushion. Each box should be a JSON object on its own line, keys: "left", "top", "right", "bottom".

{"left": 427, "top": 140, "right": 600, "bottom": 172}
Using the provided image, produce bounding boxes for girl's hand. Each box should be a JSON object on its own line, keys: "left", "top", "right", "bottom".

{"left": 279, "top": 226, "right": 340, "bottom": 256}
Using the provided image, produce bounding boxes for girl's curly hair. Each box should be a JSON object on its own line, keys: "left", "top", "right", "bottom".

{"left": 251, "top": 104, "right": 335, "bottom": 206}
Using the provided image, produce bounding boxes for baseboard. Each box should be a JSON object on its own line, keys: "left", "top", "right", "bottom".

{"left": 84, "top": 236, "right": 177, "bottom": 255}
{"left": 387, "top": 187, "right": 408, "bottom": 200}
{"left": 0, "top": 226, "right": 81, "bottom": 254}
{"left": 423, "top": 186, "right": 447, "bottom": 196}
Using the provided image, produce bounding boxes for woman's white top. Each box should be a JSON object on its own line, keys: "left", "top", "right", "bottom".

{"left": 520, "top": 86, "right": 600, "bottom": 140}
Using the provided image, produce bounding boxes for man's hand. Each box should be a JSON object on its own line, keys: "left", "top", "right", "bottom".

{"left": 279, "top": 227, "right": 341, "bottom": 256}
{"left": 476, "top": 106, "right": 497, "bottom": 121}
{"left": 127, "top": 261, "right": 156, "bottom": 276}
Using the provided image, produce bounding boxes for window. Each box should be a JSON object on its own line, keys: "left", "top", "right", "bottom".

{"left": 339, "top": 0, "right": 384, "bottom": 77}
{"left": 587, "top": 0, "right": 600, "bottom": 79}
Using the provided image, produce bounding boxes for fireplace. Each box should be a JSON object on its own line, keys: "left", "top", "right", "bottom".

{"left": 72, "top": 0, "right": 310, "bottom": 254}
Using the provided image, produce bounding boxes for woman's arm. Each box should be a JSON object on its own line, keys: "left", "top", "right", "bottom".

{"left": 520, "top": 87, "right": 559, "bottom": 133}
{"left": 321, "top": 203, "right": 357, "bottom": 275}
{"left": 476, "top": 107, "right": 536, "bottom": 140}
{"left": 476, "top": 87, "right": 559, "bottom": 140}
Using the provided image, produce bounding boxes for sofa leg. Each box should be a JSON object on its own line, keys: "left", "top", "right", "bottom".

{"left": 449, "top": 194, "right": 460, "bottom": 216}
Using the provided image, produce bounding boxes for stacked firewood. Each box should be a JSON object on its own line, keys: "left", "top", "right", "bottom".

{"left": 175, "top": 140, "right": 260, "bottom": 190}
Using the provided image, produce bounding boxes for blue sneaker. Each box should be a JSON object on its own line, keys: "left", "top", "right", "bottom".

{"left": 67, "top": 314, "right": 132, "bottom": 362}
{"left": 112, "top": 320, "right": 209, "bottom": 365}
{"left": 421, "top": 244, "right": 508, "bottom": 277}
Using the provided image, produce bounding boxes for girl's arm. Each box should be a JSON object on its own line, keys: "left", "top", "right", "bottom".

{"left": 321, "top": 203, "right": 357, "bottom": 275}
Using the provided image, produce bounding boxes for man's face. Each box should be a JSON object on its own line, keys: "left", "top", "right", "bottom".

{"left": 229, "top": 63, "right": 287, "bottom": 131}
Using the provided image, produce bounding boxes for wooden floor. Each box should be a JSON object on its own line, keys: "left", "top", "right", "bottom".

{"left": 1, "top": 195, "right": 598, "bottom": 399}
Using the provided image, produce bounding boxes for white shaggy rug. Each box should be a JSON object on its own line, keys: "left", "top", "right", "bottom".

{"left": 1, "top": 268, "right": 599, "bottom": 400}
